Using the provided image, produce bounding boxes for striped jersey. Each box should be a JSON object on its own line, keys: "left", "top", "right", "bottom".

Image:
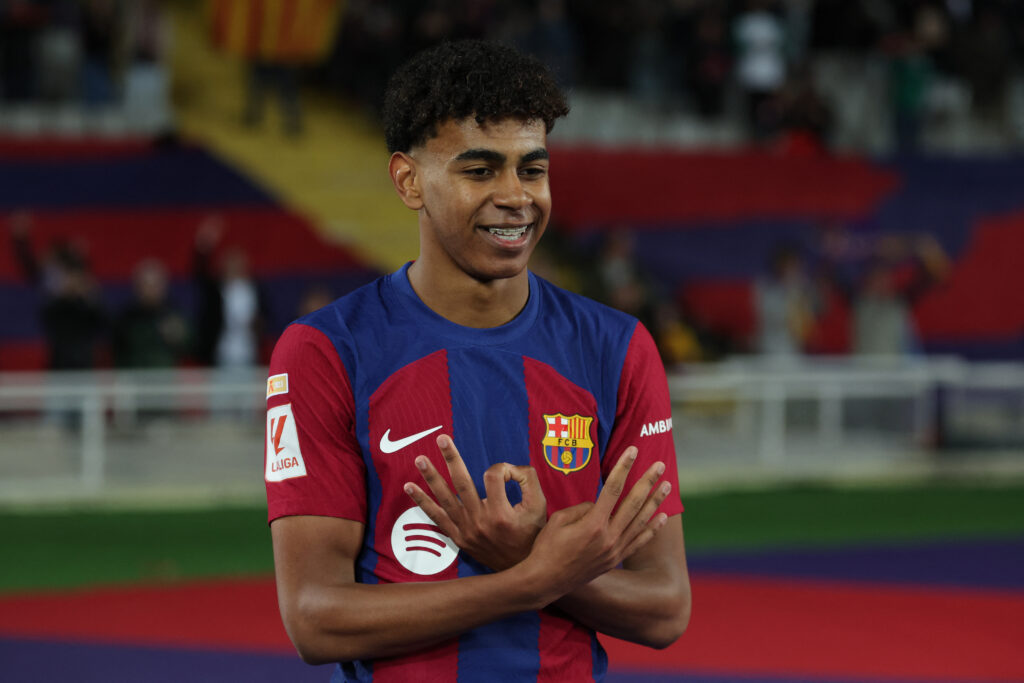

{"left": 265, "top": 263, "right": 683, "bottom": 682}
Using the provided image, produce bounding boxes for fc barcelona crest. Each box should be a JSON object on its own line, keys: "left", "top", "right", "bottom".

{"left": 542, "top": 413, "right": 594, "bottom": 475}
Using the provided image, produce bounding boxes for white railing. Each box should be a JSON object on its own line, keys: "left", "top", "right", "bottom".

{"left": 668, "top": 355, "right": 1024, "bottom": 484}
{"left": 1, "top": 357, "right": 1023, "bottom": 502}
{"left": 0, "top": 368, "right": 267, "bottom": 502}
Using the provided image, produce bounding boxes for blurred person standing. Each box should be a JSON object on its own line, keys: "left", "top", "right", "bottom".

{"left": 851, "top": 234, "right": 950, "bottom": 356}
{"left": 192, "top": 216, "right": 266, "bottom": 370}
{"left": 123, "top": 0, "right": 172, "bottom": 133}
{"left": 79, "top": 0, "right": 123, "bottom": 107}
{"left": 112, "top": 258, "right": 189, "bottom": 368}
{"left": 733, "top": 0, "right": 787, "bottom": 141}
{"left": 683, "top": 3, "right": 731, "bottom": 119}
{"left": 0, "top": 0, "right": 50, "bottom": 101}
{"left": 754, "top": 243, "right": 819, "bottom": 357}
{"left": 210, "top": 0, "right": 341, "bottom": 136}
{"left": 822, "top": 230, "right": 951, "bottom": 356}
{"left": 9, "top": 211, "right": 107, "bottom": 370}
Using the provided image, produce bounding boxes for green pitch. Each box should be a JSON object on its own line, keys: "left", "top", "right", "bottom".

{"left": 2, "top": 482, "right": 1023, "bottom": 592}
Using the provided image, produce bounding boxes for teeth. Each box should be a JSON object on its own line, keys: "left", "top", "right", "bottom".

{"left": 486, "top": 225, "right": 529, "bottom": 240}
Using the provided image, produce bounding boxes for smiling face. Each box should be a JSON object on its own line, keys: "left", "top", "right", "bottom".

{"left": 396, "top": 117, "right": 552, "bottom": 287}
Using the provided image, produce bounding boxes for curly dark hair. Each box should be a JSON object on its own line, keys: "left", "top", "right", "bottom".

{"left": 382, "top": 40, "right": 569, "bottom": 153}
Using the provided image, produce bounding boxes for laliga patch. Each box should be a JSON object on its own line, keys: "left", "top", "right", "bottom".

{"left": 542, "top": 413, "right": 594, "bottom": 475}
{"left": 266, "top": 373, "right": 289, "bottom": 399}
{"left": 265, "top": 404, "right": 307, "bottom": 482}
{"left": 391, "top": 506, "right": 459, "bottom": 576}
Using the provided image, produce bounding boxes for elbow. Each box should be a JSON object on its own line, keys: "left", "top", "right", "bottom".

{"left": 280, "top": 592, "right": 357, "bottom": 665}
{"left": 640, "top": 579, "right": 693, "bottom": 650}
{"left": 281, "top": 603, "right": 334, "bottom": 665}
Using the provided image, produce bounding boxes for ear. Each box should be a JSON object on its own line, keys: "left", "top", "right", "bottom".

{"left": 389, "top": 152, "right": 423, "bottom": 210}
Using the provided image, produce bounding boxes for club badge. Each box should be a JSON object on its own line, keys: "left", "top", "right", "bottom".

{"left": 542, "top": 413, "right": 594, "bottom": 475}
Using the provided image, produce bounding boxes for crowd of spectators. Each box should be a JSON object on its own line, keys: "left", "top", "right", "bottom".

{"left": 7, "top": 212, "right": 268, "bottom": 374}
{"left": 3, "top": 1, "right": 1022, "bottom": 148}
{"left": 0, "top": 0, "right": 169, "bottom": 129}
{"left": 321, "top": 0, "right": 1024, "bottom": 150}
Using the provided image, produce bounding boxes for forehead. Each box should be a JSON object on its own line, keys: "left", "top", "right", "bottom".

{"left": 419, "top": 117, "right": 547, "bottom": 160}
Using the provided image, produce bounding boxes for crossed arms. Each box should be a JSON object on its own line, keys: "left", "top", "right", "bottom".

{"left": 271, "top": 435, "right": 691, "bottom": 664}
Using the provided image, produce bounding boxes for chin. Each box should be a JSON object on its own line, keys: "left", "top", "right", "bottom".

{"left": 467, "top": 256, "right": 531, "bottom": 283}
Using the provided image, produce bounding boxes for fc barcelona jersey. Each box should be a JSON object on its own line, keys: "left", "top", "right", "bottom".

{"left": 265, "top": 263, "right": 683, "bottom": 682}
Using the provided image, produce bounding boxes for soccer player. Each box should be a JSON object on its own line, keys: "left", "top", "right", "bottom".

{"left": 265, "top": 40, "right": 691, "bottom": 682}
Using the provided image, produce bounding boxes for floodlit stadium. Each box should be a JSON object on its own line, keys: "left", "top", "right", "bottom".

{"left": 1, "top": 1, "right": 1023, "bottom": 682}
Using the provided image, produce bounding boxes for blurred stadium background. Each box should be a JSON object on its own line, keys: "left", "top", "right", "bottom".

{"left": 1, "top": 1, "right": 1023, "bottom": 681}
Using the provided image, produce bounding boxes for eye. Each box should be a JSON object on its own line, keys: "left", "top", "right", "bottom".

{"left": 463, "top": 167, "right": 493, "bottom": 178}
{"left": 519, "top": 166, "right": 547, "bottom": 179}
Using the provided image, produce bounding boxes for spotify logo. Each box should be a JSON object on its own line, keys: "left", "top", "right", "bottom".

{"left": 391, "top": 506, "right": 459, "bottom": 575}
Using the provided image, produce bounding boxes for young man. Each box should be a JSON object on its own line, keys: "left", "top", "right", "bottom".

{"left": 265, "top": 40, "right": 690, "bottom": 682}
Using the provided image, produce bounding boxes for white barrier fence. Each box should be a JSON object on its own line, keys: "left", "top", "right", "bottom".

{"left": 1, "top": 358, "right": 1022, "bottom": 502}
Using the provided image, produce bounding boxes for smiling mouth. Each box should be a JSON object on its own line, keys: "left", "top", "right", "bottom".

{"left": 482, "top": 224, "right": 532, "bottom": 241}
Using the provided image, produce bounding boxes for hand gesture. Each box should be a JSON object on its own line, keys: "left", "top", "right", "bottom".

{"left": 524, "top": 447, "right": 671, "bottom": 600}
{"left": 404, "top": 435, "right": 547, "bottom": 571}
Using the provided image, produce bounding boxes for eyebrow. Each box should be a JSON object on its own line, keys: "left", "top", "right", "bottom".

{"left": 453, "top": 148, "right": 549, "bottom": 164}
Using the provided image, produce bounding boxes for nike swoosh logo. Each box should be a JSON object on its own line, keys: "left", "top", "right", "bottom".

{"left": 379, "top": 425, "right": 443, "bottom": 454}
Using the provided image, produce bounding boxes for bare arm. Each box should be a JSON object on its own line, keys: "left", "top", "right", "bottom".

{"left": 272, "top": 450, "right": 670, "bottom": 664}
{"left": 406, "top": 436, "right": 690, "bottom": 648}
{"left": 271, "top": 515, "right": 546, "bottom": 663}
{"left": 552, "top": 514, "right": 690, "bottom": 648}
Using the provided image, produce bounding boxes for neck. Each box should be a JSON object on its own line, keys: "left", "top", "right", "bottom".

{"left": 407, "top": 259, "right": 530, "bottom": 328}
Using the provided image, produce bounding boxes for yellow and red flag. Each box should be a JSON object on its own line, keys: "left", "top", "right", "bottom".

{"left": 210, "top": 0, "right": 341, "bottom": 63}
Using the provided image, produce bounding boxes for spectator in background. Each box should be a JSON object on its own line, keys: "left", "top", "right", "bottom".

{"left": 242, "top": 57, "right": 303, "bottom": 136}
{"left": 652, "top": 300, "right": 704, "bottom": 368}
{"left": 955, "top": 3, "right": 1013, "bottom": 129}
{"left": 502, "top": 0, "right": 578, "bottom": 90}
{"left": 112, "top": 259, "right": 189, "bottom": 368}
{"left": 885, "top": 3, "right": 950, "bottom": 153}
{"left": 123, "top": 0, "right": 171, "bottom": 132}
{"left": 8, "top": 211, "right": 107, "bottom": 370}
{"left": 824, "top": 231, "right": 951, "bottom": 356}
{"left": 852, "top": 234, "right": 950, "bottom": 355}
{"left": 754, "top": 243, "right": 819, "bottom": 358}
{"left": 0, "top": 0, "right": 50, "bottom": 101}
{"left": 683, "top": 3, "right": 731, "bottom": 119}
{"left": 80, "top": 0, "right": 123, "bottom": 107}
{"left": 773, "top": 62, "right": 834, "bottom": 154}
{"left": 733, "top": 0, "right": 787, "bottom": 141}
{"left": 588, "top": 228, "right": 655, "bottom": 328}
{"left": 192, "top": 216, "right": 266, "bottom": 369}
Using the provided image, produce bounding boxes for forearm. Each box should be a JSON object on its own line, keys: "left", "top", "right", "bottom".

{"left": 554, "top": 516, "right": 690, "bottom": 648}
{"left": 282, "top": 562, "right": 551, "bottom": 664}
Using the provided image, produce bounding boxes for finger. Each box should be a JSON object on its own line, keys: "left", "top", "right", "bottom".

{"left": 619, "top": 512, "right": 669, "bottom": 559}
{"left": 507, "top": 465, "right": 546, "bottom": 513}
{"left": 619, "top": 479, "right": 672, "bottom": 547}
{"left": 483, "top": 463, "right": 514, "bottom": 511}
{"left": 436, "top": 435, "right": 482, "bottom": 514}
{"left": 593, "top": 446, "right": 638, "bottom": 519}
{"left": 403, "top": 482, "right": 460, "bottom": 539}
{"left": 609, "top": 460, "right": 666, "bottom": 536}
{"left": 414, "top": 455, "right": 464, "bottom": 521}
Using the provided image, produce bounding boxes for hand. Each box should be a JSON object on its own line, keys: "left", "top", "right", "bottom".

{"left": 523, "top": 447, "right": 672, "bottom": 601}
{"left": 404, "top": 435, "right": 547, "bottom": 571}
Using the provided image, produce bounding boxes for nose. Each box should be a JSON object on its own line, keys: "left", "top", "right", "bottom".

{"left": 492, "top": 171, "right": 531, "bottom": 211}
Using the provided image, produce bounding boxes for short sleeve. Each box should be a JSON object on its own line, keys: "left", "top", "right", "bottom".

{"left": 264, "top": 323, "right": 367, "bottom": 524}
{"left": 602, "top": 322, "right": 684, "bottom": 516}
